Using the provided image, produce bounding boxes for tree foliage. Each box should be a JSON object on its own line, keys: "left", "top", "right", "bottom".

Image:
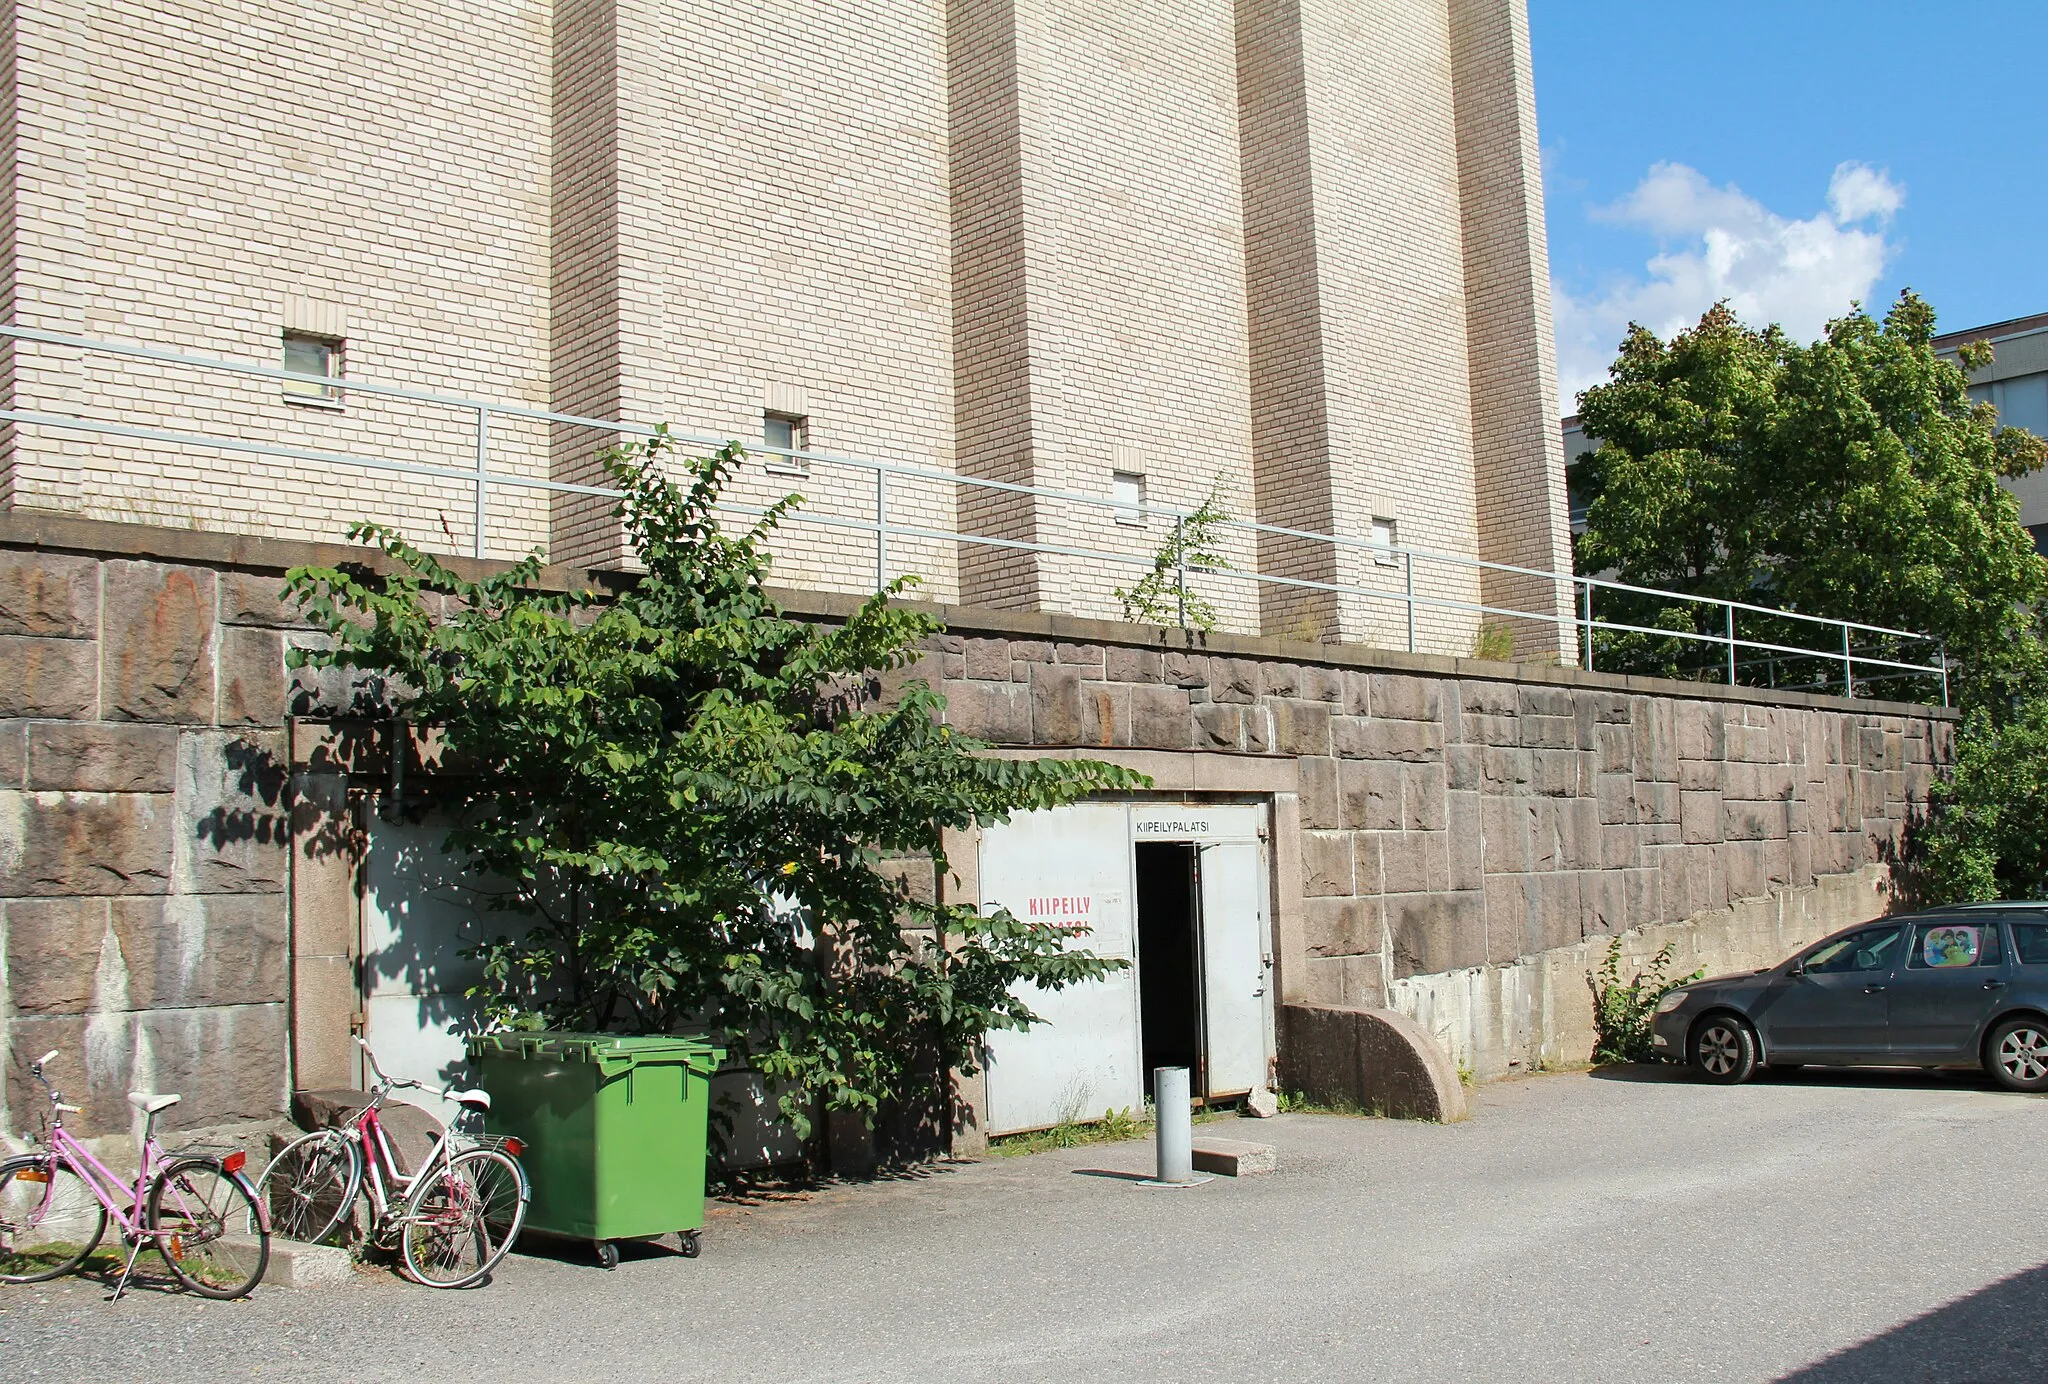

{"left": 1575, "top": 293, "right": 2048, "bottom": 703}
{"left": 285, "top": 433, "right": 1148, "bottom": 1138}
{"left": 1114, "top": 483, "right": 1236, "bottom": 633}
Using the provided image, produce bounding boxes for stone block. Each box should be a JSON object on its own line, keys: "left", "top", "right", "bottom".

{"left": 1298, "top": 755, "right": 1340, "bottom": 830}
{"left": 3, "top": 897, "right": 108, "bottom": 1013}
{"left": 1340, "top": 760, "right": 1403, "bottom": 831}
{"left": 963, "top": 638, "right": 1009, "bottom": 681}
{"left": 1537, "top": 872, "right": 1582, "bottom": 952}
{"left": 1595, "top": 772, "right": 1637, "bottom": 826}
{"left": 1530, "top": 748, "right": 1580, "bottom": 797}
{"left": 1351, "top": 834, "right": 1384, "bottom": 894}
{"left": 1518, "top": 686, "right": 1577, "bottom": 719}
{"left": 1678, "top": 757, "right": 1722, "bottom": 790}
{"left": 1104, "top": 646, "right": 1162, "bottom": 684}
{"left": 9, "top": 1005, "right": 286, "bottom": 1137}
{"left": 1446, "top": 792, "right": 1484, "bottom": 890}
{"left": 104, "top": 561, "right": 217, "bottom": 724}
{"left": 1075, "top": 681, "right": 1131, "bottom": 748}
{"left": 218, "top": 571, "right": 310, "bottom": 629}
{"left": 1304, "top": 895, "right": 1379, "bottom": 956}
{"left": 1130, "top": 684, "right": 1192, "bottom": 749}
{"left": 1596, "top": 723, "right": 1632, "bottom": 774}
{"left": 26, "top": 722, "right": 178, "bottom": 793}
{"left": 1299, "top": 666, "right": 1343, "bottom": 704}
{"left": 1387, "top": 890, "right": 1485, "bottom": 976}
{"left": 1209, "top": 658, "right": 1258, "bottom": 703}
{"left": 1191, "top": 1138, "right": 1276, "bottom": 1177}
{"left": 0, "top": 635, "right": 98, "bottom": 718}
{"left": 944, "top": 653, "right": 965, "bottom": 678}
{"left": 1601, "top": 823, "right": 1641, "bottom": 870}
{"left": 1272, "top": 698, "right": 1332, "bottom": 756}
{"left": 1728, "top": 723, "right": 1780, "bottom": 763}
{"left": 1245, "top": 706, "right": 1275, "bottom": 754}
{"left": 1368, "top": 674, "right": 1440, "bottom": 722}
{"left": 1008, "top": 640, "right": 1055, "bottom": 664}
{"left": 0, "top": 789, "right": 173, "bottom": 896}
{"left": 1677, "top": 704, "right": 1726, "bottom": 762}
{"left": 1301, "top": 830, "right": 1354, "bottom": 896}
{"left": 0, "top": 720, "right": 24, "bottom": 788}
{"left": 1349, "top": 718, "right": 1442, "bottom": 763}
{"left": 1258, "top": 662, "right": 1302, "bottom": 698}
{"left": 1402, "top": 765, "right": 1447, "bottom": 832}
{"left": 1465, "top": 711, "right": 1519, "bottom": 747}
{"left": 1164, "top": 652, "right": 1209, "bottom": 689}
{"left": 0, "top": 550, "right": 98, "bottom": 637}
{"left": 1480, "top": 796, "right": 1535, "bottom": 873}
{"left": 109, "top": 894, "right": 289, "bottom": 1008}
{"left": 1378, "top": 831, "right": 1446, "bottom": 896}
{"left": 1681, "top": 790, "right": 1724, "bottom": 845}
{"left": 1723, "top": 799, "right": 1785, "bottom": 842}
{"left": 173, "top": 731, "right": 290, "bottom": 894}
{"left": 215, "top": 626, "right": 283, "bottom": 728}
{"left": 1483, "top": 874, "right": 1536, "bottom": 964}
{"left": 1341, "top": 670, "right": 1372, "bottom": 717}
{"left": 1054, "top": 643, "right": 1103, "bottom": 666}
{"left": 1459, "top": 680, "right": 1518, "bottom": 717}
{"left": 1276, "top": 1004, "right": 1466, "bottom": 1122}
{"left": 1445, "top": 744, "right": 1480, "bottom": 791}
{"left": 945, "top": 681, "right": 1031, "bottom": 744}
{"left": 1520, "top": 714, "right": 1578, "bottom": 750}
{"left": 1193, "top": 702, "right": 1244, "bottom": 749}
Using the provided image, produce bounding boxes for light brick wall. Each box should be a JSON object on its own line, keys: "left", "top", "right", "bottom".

{"left": 1, "top": 0, "right": 555, "bottom": 559}
{"left": 1449, "top": 0, "right": 1575, "bottom": 660}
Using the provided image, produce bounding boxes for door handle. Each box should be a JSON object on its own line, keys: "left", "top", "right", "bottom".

{"left": 1984, "top": 980, "right": 2008, "bottom": 991}
{"left": 1864, "top": 984, "right": 1886, "bottom": 993}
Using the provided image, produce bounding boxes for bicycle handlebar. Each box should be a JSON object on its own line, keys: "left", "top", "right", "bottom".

{"left": 37, "top": 1050, "right": 57, "bottom": 1068}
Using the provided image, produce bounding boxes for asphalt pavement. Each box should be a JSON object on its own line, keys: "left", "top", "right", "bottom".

{"left": 6, "top": 1063, "right": 2046, "bottom": 1383}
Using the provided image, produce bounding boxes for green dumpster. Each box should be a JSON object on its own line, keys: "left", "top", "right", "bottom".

{"left": 468, "top": 1031, "right": 724, "bottom": 1267}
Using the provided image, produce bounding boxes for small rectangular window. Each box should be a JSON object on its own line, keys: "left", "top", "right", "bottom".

{"left": 1111, "top": 470, "right": 1146, "bottom": 527}
{"left": 282, "top": 332, "right": 342, "bottom": 406}
{"left": 1369, "top": 516, "right": 1398, "bottom": 566}
{"left": 2013, "top": 921, "right": 2048, "bottom": 966}
{"left": 762, "top": 412, "right": 809, "bottom": 476}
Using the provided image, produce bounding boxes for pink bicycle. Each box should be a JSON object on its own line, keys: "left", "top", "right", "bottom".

{"left": 255, "top": 1036, "right": 528, "bottom": 1288}
{"left": 0, "top": 1049, "right": 270, "bottom": 1299}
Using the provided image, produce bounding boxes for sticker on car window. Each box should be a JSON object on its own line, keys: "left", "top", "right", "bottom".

{"left": 1923, "top": 925, "right": 1980, "bottom": 968}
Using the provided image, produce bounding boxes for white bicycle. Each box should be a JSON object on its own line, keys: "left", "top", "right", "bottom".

{"left": 255, "top": 1037, "right": 529, "bottom": 1288}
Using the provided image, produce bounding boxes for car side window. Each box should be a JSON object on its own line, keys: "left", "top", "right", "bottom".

{"left": 2012, "top": 922, "right": 2048, "bottom": 967}
{"left": 1906, "top": 921, "right": 2001, "bottom": 969}
{"left": 1803, "top": 924, "right": 1906, "bottom": 975}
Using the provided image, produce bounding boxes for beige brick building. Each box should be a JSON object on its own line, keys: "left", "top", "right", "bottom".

{"left": 0, "top": 0, "right": 1574, "bottom": 659}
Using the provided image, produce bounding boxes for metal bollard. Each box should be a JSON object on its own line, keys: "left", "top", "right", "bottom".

{"left": 1150, "top": 1066, "right": 1197, "bottom": 1185}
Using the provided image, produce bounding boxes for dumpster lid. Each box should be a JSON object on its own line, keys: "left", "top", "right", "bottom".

{"left": 468, "top": 1031, "right": 724, "bottom": 1071}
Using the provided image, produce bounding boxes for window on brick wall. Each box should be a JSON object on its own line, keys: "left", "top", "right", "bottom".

{"left": 1112, "top": 470, "right": 1146, "bottom": 526}
{"left": 281, "top": 332, "right": 343, "bottom": 406}
{"left": 1369, "top": 516, "right": 1398, "bottom": 566}
{"left": 762, "top": 412, "right": 809, "bottom": 476}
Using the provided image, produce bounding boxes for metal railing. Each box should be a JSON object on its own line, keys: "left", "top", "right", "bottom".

{"left": 0, "top": 324, "right": 1948, "bottom": 705}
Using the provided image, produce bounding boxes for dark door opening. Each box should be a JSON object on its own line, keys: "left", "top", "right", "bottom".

{"left": 1135, "top": 841, "right": 1202, "bottom": 1099}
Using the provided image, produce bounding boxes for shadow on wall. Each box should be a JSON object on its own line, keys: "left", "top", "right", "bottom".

{"left": 1774, "top": 1261, "right": 2048, "bottom": 1382}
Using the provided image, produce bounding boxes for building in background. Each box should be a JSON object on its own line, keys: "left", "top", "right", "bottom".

{"left": 1938, "top": 312, "right": 2048, "bottom": 552}
{"left": 0, "top": 0, "right": 1575, "bottom": 660}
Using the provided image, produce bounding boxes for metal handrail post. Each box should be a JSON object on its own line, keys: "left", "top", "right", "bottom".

{"left": 1725, "top": 604, "right": 1736, "bottom": 685}
{"left": 1938, "top": 641, "right": 1950, "bottom": 708}
{"left": 874, "top": 468, "right": 887, "bottom": 592}
{"left": 472, "top": 406, "right": 489, "bottom": 561}
{"left": 1175, "top": 514, "right": 1188, "bottom": 630}
{"left": 1841, "top": 624, "right": 1854, "bottom": 698}
{"left": 1404, "top": 553, "right": 1416, "bottom": 653}
{"left": 1580, "top": 579, "right": 1594, "bottom": 672}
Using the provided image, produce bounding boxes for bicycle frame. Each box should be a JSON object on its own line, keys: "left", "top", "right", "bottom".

{"left": 346, "top": 1097, "right": 465, "bottom": 1234}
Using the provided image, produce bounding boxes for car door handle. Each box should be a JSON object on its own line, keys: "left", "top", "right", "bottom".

{"left": 1864, "top": 984, "right": 1886, "bottom": 993}
{"left": 1984, "top": 980, "right": 2008, "bottom": 991}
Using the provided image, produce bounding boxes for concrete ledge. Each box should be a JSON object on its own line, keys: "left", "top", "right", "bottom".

{"left": 1191, "top": 1138, "right": 1276, "bottom": 1177}
{"left": 1278, "top": 1004, "right": 1469, "bottom": 1123}
{"left": 256, "top": 1237, "right": 359, "bottom": 1289}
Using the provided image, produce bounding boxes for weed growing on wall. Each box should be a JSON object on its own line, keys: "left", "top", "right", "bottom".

{"left": 1586, "top": 937, "right": 1702, "bottom": 1065}
{"left": 1115, "top": 484, "right": 1235, "bottom": 632}
{"left": 285, "top": 432, "right": 1148, "bottom": 1143}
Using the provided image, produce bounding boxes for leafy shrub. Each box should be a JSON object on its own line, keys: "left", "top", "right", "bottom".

{"left": 1586, "top": 937, "right": 1702, "bottom": 1065}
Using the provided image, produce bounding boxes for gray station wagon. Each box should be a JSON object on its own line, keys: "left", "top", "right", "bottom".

{"left": 1650, "top": 904, "right": 2048, "bottom": 1090}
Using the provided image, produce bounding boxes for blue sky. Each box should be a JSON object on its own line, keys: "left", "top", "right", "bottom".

{"left": 1530, "top": 1, "right": 2048, "bottom": 404}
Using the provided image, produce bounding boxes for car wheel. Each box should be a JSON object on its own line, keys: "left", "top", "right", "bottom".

{"left": 1690, "top": 1014, "right": 1758, "bottom": 1085}
{"left": 1985, "top": 1017, "right": 2048, "bottom": 1093}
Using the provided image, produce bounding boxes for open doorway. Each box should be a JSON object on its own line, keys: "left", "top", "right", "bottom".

{"left": 1134, "top": 841, "right": 1202, "bottom": 1098}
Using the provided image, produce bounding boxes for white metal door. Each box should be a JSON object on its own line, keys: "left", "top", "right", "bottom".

{"left": 1198, "top": 840, "right": 1270, "bottom": 1097}
{"left": 980, "top": 804, "right": 1142, "bottom": 1135}
{"left": 360, "top": 811, "right": 500, "bottom": 1125}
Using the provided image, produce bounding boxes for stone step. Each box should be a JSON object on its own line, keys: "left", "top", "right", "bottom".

{"left": 203, "top": 1234, "right": 357, "bottom": 1289}
{"left": 1190, "top": 1138, "right": 1276, "bottom": 1177}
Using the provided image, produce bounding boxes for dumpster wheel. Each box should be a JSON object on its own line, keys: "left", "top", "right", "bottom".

{"left": 676, "top": 1229, "right": 701, "bottom": 1259}
{"left": 595, "top": 1240, "right": 621, "bottom": 1270}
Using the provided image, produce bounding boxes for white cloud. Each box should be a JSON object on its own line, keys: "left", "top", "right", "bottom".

{"left": 1552, "top": 161, "right": 1904, "bottom": 406}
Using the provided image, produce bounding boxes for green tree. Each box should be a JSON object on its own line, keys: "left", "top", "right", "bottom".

{"left": 1575, "top": 292, "right": 2048, "bottom": 703}
{"left": 285, "top": 432, "right": 1147, "bottom": 1141}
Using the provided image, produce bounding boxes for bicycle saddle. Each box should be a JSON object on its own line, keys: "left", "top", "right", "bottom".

{"left": 127, "top": 1091, "right": 181, "bottom": 1114}
{"left": 450, "top": 1088, "right": 491, "bottom": 1111}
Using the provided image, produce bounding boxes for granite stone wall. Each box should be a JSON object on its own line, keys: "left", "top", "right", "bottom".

{"left": 0, "top": 548, "right": 301, "bottom": 1142}
{"left": 0, "top": 527, "right": 1953, "bottom": 1141}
